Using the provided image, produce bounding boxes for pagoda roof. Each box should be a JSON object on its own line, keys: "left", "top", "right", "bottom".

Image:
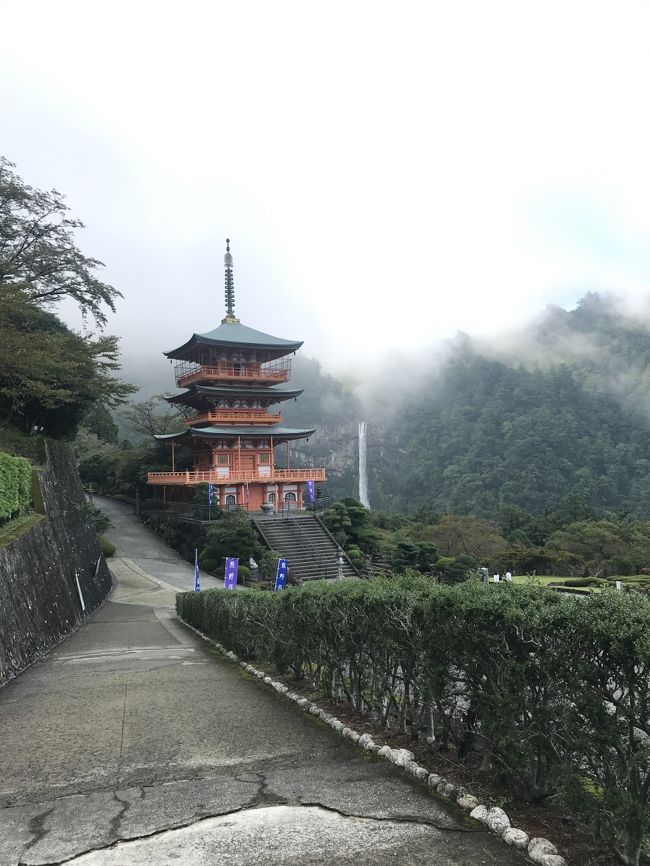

{"left": 165, "top": 384, "right": 303, "bottom": 405}
{"left": 154, "top": 424, "right": 315, "bottom": 443}
{"left": 164, "top": 321, "right": 303, "bottom": 361}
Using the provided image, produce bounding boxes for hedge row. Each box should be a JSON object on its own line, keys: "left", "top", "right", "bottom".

{"left": 0, "top": 451, "right": 33, "bottom": 523}
{"left": 177, "top": 576, "right": 650, "bottom": 865}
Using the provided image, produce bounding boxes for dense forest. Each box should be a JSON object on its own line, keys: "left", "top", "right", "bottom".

{"left": 370, "top": 294, "right": 650, "bottom": 517}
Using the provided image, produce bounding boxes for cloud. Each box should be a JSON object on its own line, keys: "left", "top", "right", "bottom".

{"left": 2, "top": 0, "right": 650, "bottom": 368}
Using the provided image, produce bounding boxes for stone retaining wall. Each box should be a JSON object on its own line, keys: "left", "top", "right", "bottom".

{"left": 0, "top": 440, "right": 112, "bottom": 685}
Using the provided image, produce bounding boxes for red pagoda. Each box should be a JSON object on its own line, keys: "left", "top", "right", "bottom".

{"left": 147, "top": 240, "right": 326, "bottom": 511}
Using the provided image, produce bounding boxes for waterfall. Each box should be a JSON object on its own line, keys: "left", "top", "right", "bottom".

{"left": 358, "top": 421, "right": 370, "bottom": 508}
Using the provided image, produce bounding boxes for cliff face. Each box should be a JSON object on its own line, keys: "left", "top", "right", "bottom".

{"left": 0, "top": 440, "right": 112, "bottom": 686}
{"left": 290, "top": 421, "right": 359, "bottom": 500}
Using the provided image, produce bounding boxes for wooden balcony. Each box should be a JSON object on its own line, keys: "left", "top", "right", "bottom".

{"left": 186, "top": 410, "right": 282, "bottom": 426}
{"left": 147, "top": 467, "right": 327, "bottom": 486}
{"left": 176, "top": 361, "right": 290, "bottom": 388}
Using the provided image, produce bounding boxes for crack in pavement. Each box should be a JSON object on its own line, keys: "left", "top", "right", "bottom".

{"left": 28, "top": 800, "right": 481, "bottom": 866}
{"left": 33, "top": 805, "right": 255, "bottom": 866}
{"left": 244, "top": 773, "right": 290, "bottom": 809}
{"left": 298, "top": 800, "right": 478, "bottom": 832}
{"left": 19, "top": 807, "right": 55, "bottom": 860}
{"left": 108, "top": 792, "right": 129, "bottom": 839}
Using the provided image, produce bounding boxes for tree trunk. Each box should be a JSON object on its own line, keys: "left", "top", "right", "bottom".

{"left": 617, "top": 812, "right": 643, "bottom": 866}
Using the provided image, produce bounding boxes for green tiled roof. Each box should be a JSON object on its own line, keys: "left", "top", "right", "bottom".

{"left": 155, "top": 424, "right": 315, "bottom": 443}
{"left": 165, "top": 385, "right": 303, "bottom": 405}
{"left": 164, "top": 321, "right": 302, "bottom": 359}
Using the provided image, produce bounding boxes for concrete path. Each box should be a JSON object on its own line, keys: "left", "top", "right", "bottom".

{"left": 0, "top": 502, "right": 528, "bottom": 865}
{"left": 93, "top": 497, "right": 225, "bottom": 593}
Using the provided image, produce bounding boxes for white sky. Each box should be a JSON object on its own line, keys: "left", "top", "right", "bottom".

{"left": 2, "top": 0, "right": 650, "bottom": 375}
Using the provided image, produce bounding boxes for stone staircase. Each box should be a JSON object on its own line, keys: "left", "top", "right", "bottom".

{"left": 253, "top": 514, "right": 358, "bottom": 582}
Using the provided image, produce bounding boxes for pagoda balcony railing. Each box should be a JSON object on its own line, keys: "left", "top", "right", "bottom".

{"left": 186, "top": 410, "right": 282, "bottom": 426}
{"left": 175, "top": 358, "right": 291, "bottom": 388}
{"left": 147, "top": 467, "right": 326, "bottom": 486}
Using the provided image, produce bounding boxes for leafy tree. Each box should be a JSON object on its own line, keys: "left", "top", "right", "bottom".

{"left": 81, "top": 403, "right": 119, "bottom": 443}
{"left": 322, "top": 497, "right": 377, "bottom": 552}
{"left": 0, "top": 289, "right": 134, "bottom": 435}
{"left": 545, "top": 518, "right": 650, "bottom": 576}
{"left": 200, "top": 510, "right": 261, "bottom": 573}
{"left": 387, "top": 539, "right": 438, "bottom": 573}
{"left": 435, "top": 553, "right": 478, "bottom": 584}
{"left": 428, "top": 514, "right": 509, "bottom": 564}
{"left": 0, "top": 157, "right": 119, "bottom": 326}
{"left": 121, "top": 396, "right": 186, "bottom": 440}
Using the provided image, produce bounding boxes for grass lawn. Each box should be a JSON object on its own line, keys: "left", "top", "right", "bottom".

{"left": 511, "top": 573, "right": 650, "bottom": 595}
{"left": 512, "top": 575, "right": 567, "bottom": 585}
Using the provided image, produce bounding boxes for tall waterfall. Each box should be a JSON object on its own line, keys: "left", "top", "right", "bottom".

{"left": 358, "top": 421, "right": 370, "bottom": 508}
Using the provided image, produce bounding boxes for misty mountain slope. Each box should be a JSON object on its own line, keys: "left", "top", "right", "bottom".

{"left": 282, "top": 356, "right": 361, "bottom": 499}
{"left": 372, "top": 351, "right": 650, "bottom": 516}
{"left": 370, "top": 294, "right": 650, "bottom": 516}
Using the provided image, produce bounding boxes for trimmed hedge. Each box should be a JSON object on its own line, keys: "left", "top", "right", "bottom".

{"left": 177, "top": 577, "right": 650, "bottom": 865}
{"left": 0, "top": 451, "right": 32, "bottom": 524}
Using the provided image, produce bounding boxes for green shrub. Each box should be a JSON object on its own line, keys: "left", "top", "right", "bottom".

{"left": 561, "top": 577, "right": 606, "bottom": 587}
{"left": 84, "top": 500, "right": 112, "bottom": 534}
{"left": 145, "top": 513, "right": 208, "bottom": 563}
{"left": 346, "top": 544, "right": 364, "bottom": 569}
{"left": 100, "top": 535, "right": 116, "bottom": 557}
{"left": 0, "top": 451, "right": 32, "bottom": 524}
{"left": 198, "top": 554, "right": 219, "bottom": 574}
{"left": 260, "top": 549, "right": 283, "bottom": 579}
{"left": 202, "top": 510, "right": 260, "bottom": 566}
{"left": 176, "top": 578, "right": 650, "bottom": 864}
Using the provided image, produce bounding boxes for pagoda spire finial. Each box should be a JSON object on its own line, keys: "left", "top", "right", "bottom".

{"left": 222, "top": 237, "right": 240, "bottom": 324}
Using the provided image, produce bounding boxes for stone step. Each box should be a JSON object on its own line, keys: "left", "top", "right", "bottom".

{"left": 252, "top": 514, "right": 356, "bottom": 582}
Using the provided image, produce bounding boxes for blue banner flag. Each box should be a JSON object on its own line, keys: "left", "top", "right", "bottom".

{"left": 274, "top": 558, "right": 289, "bottom": 591}
{"left": 224, "top": 557, "right": 239, "bottom": 590}
{"left": 194, "top": 548, "right": 200, "bottom": 592}
{"left": 306, "top": 479, "right": 316, "bottom": 502}
{"left": 208, "top": 482, "right": 214, "bottom": 505}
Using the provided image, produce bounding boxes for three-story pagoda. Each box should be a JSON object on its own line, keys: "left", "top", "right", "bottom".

{"left": 147, "top": 240, "right": 326, "bottom": 511}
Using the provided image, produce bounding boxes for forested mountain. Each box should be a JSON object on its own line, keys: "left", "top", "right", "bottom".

{"left": 270, "top": 292, "right": 650, "bottom": 518}
{"left": 369, "top": 293, "right": 650, "bottom": 516}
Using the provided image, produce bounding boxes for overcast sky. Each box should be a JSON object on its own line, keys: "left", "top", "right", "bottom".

{"left": 2, "top": 1, "right": 650, "bottom": 377}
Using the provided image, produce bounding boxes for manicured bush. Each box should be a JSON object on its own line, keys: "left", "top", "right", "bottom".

{"left": 177, "top": 578, "right": 650, "bottom": 864}
{"left": 0, "top": 451, "right": 32, "bottom": 524}
{"left": 561, "top": 577, "right": 606, "bottom": 587}
{"left": 202, "top": 510, "right": 261, "bottom": 566}
{"left": 346, "top": 544, "right": 364, "bottom": 569}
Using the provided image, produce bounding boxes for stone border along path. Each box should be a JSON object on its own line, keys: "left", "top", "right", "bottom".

{"left": 179, "top": 616, "right": 568, "bottom": 866}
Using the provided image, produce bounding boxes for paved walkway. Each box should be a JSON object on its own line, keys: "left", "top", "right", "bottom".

{"left": 0, "top": 500, "right": 528, "bottom": 864}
